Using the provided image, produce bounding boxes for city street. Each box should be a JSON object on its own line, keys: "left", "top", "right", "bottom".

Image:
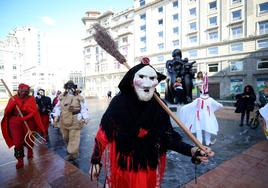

{"left": 0, "top": 98, "right": 267, "bottom": 187}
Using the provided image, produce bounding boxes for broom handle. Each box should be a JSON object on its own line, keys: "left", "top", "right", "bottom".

{"left": 122, "top": 62, "right": 205, "bottom": 150}
{"left": 1, "top": 79, "right": 31, "bottom": 131}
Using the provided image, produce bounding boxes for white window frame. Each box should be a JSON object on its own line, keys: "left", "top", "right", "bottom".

{"left": 257, "top": 58, "right": 268, "bottom": 70}
{"left": 231, "top": 9, "right": 242, "bottom": 21}
{"left": 208, "top": 31, "right": 218, "bottom": 42}
{"left": 158, "top": 31, "right": 163, "bottom": 38}
{"left": 173, "top": 40, "right": 180, "bottom": 47}
{"left": 173, "top": 27, "right": 179, "bottom": 34}
{"left": 208, "top": 46, "right": 218, "bottom": 55}
{"left": 158, "top": 6, "right": 163, "bottom": 13}
{"left": 258, "top": 2, "right": 268, "bottom": 15}
{"left": 189, "top": 35, "right": 197, "bottom": 44}
{"left": 189, "top": 50, "right": 198, "bottom": 57}
{"left": 231, "top": 26, "right": 242, "bottom": 39}
{"left": 209, "top": 1, "right": 217, "bottom": 11}
{"left": 189, "top": 7, "right": 197, "bottom": 17}
{"left": 158, "top": 43, "right": 164, "bottom": 50}
{"left": 231, "top": 0, "right": 241, "bottom": 5}
{"left": 173, "top": 13, "right": 179, "bottom": 22}
{"left": 190, "top": 22, "right": 197, "bottom": 31}
{"left": 258, "top": 21, "right": 268, "bottom": 35}
{"left": 230, "top": 61, "right": 243, "bottom": 72}
{"left": 230, "top": 42, "right": 243, "bottom": 52}
{"left": 173, "top": 0, "right": 178, "bottom": 8}
{"left": 209, "top": 16, "right": 217, "bottom": 27}
{"left": 208, "top": 63, "right": 219, "bottom": 72}
{"left": 257, "top": 39, "right": 268, "bottom": 49}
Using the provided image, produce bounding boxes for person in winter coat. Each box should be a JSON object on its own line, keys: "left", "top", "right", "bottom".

{"left": 235, "top": 85, "right": 256, "bottom": 126}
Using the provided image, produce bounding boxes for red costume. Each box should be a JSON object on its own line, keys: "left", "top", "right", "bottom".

{"left": 1, "top": 83, "right": 45, "bottom": 169}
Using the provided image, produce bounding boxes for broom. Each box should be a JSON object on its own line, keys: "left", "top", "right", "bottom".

{"left": 92, "top": 23, "right": 206, "bottom": 151}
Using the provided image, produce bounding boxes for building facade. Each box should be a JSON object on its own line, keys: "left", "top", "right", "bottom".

{"left": 83, "top": 0, "right": 268, "bottom": 99}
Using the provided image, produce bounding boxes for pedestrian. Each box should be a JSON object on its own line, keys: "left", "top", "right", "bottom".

{"left": 89, "top": 58, "right": 214, "bottom": 188}
{"left": 52, "top": 90, "right": 62, "bottom": 108}
{"left": 53, "top": 80, "right": 89, "bottom": 161}
{"left": 173, "top": 77, "right": 184, "bottom": 104}
{"left": 194, "top": 71, "right": 203, "bottom": 98}
{"left": 107, "top": 90, "right": 112, "bottom": 99}
{"left": 35, "top": 88, "right": 53, "bottom": 136}
{"left": 1, "top": 83, "right": 46, "bottom": 169}
{"left": 259, "top": 103, "right": 268, "bottom": 140}
{"left": 235, "top": 85, "right": 256, "bottom": 126}
{"left": 180, "top": 73, "right": 223, "bottom": 146}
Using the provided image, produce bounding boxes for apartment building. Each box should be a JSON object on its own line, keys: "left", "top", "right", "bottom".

{"left": 83, "top": 0, "right": 268, "bottom": 99}
{"left": 82, "top": 9, "right": 134, "bottom": 97}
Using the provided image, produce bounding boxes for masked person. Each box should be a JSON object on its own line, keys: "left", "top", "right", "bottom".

{"left": 35, "top": 89, "right": 52, "bottom": 136}
{"left": 180, "top": 74, "right": 223, "bottom": 146}
{"left": 1, "top": 83, "right": 45, "bottom": 169}
{"left": 53, "top": 80, "right": 89, "bottom": 161}
{"left": 89, "top": 58, "right": 214, "bottom": 188}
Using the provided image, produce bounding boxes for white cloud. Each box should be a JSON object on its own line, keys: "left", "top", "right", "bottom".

{"left": 41, "top": 16, "right": 56, "bottom": 25}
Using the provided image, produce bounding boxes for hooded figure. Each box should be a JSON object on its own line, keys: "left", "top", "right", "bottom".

{"left": 180, "top": 74, "right": 223, "bottom": 146}
{"left": 1, "top": 83, "right": 45, "bottom": 169}
{"left": 90, "top": 58, "right": 213, "bottom": 188}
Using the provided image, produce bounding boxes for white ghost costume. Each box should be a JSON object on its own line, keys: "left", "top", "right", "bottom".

{"left": 259, "top": 103, "right": 268, "bottom": 139}
{"left": 179, "top": 74, "right": 223, "bottom": 146}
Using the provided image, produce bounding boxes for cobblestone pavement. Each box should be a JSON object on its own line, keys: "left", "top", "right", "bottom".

{"left": 0, "top": 98, "right": 266, "bottom": 187}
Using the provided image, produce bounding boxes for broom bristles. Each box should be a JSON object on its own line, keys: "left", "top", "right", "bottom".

{"left": 93, "top": 23, "right": 126, "bottom": 64}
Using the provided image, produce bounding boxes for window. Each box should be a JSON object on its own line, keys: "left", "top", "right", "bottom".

{"left": 122, "top": 37, "right": 128, "bottom": 43}
{"left": 190, "top": 22, "right": 197, "bottom": 31}
{"left": 259, "top": 21, "right": 268, "bottom": 35}
{"left": 208, "top": 47, "right": 218, "bottom": 55}
{"left": 209, "top": 1, "right": 217, "bottom": 11}
{"left": 230, "top": 42, "right": 243, "bottom": 52}
{"left": 173, "top": 14, "right": 179, "bottom": 21}
{"left": 157, "top": 55, "right": 164, "bottom": 62}
{"left": 189, "top": 35, "right": 197, "bottom": 44}
{"left": 208, "top": 31, "right": 218, "bottom": 41}
{"left": 231, "top": 26, "right": 242, "bottom": 38}
{"left": 173, "top": 1, "right": 178, "bottom": 8}
{"left": 173, "top": 27, "right": 179, "bottom": 34}
{"left": 209, "top": 16, "right": 217, "bottom": 26}
{"left": 208, "top": 63, "right": 218, "bottom": 72}
{"left": 158, "top": 6, "right": 163, "bottom": 13}
{"left": 140, "top": 25, "right": 146, "bottom": 31}
{"left": 140, "top": 13, "right": 146, "bottom": 20}
{"left": 189, "top": 50, "right": 198, "bottom": 57}
{"left": 140, "top": 47, "right": 147, "bottom": 52}
{"left": 189, "top": 7, "right": 196, "bottom": 17}
{"left": 13, "top": 65, "right": 17, "bottom": 70}
{"left": 257, "top": 39, "right": 268, "bottom": 49}
{"left": 158, "top": 19, "right": 163, "bottom": 25}
{"left": 231, "top": 0, "right": 241, "bottom": 4}
{"left": 140, "top": 0, "right": 145, "bottom": 6}
{"left": 231, "top": 10, "right": 241, "bottom": 21}
{"left": 158, "top": 43, "right": 164, "bottom": 49}
{"left": 158, "top": 31, "right": 163, "bottom": 38}
{"left": 257, "top": 58, "right": 268, "bottom": 70}
{"left": 259, "top": 2, "right": 268, "bottom": 15}
{"left": 173, "top": 40, "right": 180, "bottom": 47}
{"left": 230, "top": 61, "right": 243, "bottom": 72}
{"left": 140, "top": 36, "right": 146, "bottom": 43}
{"left": 12, "top": 75, "right": 17, "bottom": 79}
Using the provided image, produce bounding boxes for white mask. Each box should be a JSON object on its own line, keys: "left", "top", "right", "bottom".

{"left": 133, "top": 66, "right": 158, "bottom": 101}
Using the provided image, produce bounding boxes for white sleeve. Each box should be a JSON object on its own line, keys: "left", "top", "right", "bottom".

{"left": 80, "top": 101, "right": 89, "bottom": 120}
{"left": 259, "top": 103, "right": 268, "bottom": 121}
{"left": 53, "top": 101, "right": 61, "bottom": 117}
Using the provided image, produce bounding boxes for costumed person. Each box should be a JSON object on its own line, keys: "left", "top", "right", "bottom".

{"left": 52, "top": 90, "right": 62, "bottom": 108}
{"left": 259, "top": 103, "right": 268, "bottom": 140}
{"left": 53, "top": 80, "right": 89, "bottom": 161}
{"left": 35, "top": 88, "right": 53, "bottom": 136}
{"left": 173, "top": 77, "right": 184, "bottom": 104}
{"left": 180, "top": 73, "right": 223, "bottom": 146}
{"left": 89, "top": 58, "right": 214, "bottom": 188}
{"left": 1, "top": 83, "right": 46, "bottom": 169}
{"left": 194, "top": 71, "right": 203, "bottom": 98}
{"left": 235, "top": 85, "right": 256, "bottom": 127}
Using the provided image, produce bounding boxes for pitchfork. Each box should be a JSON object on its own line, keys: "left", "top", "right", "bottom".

{"left": 1, "top": 79, "right": 46, "bottom": 149}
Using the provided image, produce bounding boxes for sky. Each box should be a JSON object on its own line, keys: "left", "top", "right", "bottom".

{"left": 0, "top": 0, "right": 133, "bottom": 71}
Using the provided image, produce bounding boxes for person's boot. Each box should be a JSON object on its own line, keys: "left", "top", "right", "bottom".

{"left": 27, "top": 149, "right": 33, "bottom": 159}
{"left": 65, "top": 153, "right": 78, "bottom": 161}
{"left": 14, "top": 148, "right": 24, "bottom": 169}
{"left": 16, "top": 158, "right": 24, "bottom": 169}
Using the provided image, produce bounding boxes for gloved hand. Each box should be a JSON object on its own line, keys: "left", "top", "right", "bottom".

{"left": 89, "top": 163, "right": 102, "bottom": 181}
{"left": 191, "top": 146, "right": 215, "bottom": 164}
